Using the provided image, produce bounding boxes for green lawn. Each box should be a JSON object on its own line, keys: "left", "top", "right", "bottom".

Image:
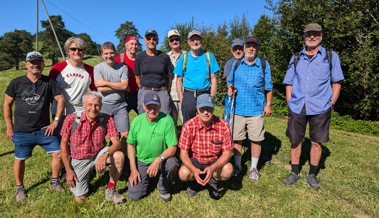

{"left": 0, "top": 58, "right": 378, "bottom": 217}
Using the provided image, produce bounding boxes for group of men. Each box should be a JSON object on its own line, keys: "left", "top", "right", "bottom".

{"left": 4, "top": 23, "right": 344, "bottom": 204}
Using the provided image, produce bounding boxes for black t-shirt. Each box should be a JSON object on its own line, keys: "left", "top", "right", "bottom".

{"left": 5, "top": 75, "right": 61, "bottom": 132}
{"left": 134, "top": 50, "right": 173, "bottom": 88}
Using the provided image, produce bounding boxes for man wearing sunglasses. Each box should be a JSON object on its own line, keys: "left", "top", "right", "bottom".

{"left": 166, "top": 29, "right": 184, "bottom": 126}
{"left": 4, "top": 51, "right": 65, "bottom": 202}
{"left": 178, "top": 94, "right": 233, "bottom": 200}
{"left": 174, "top": 30, "right": 220, "bottom": 124}
{"left": 134, "top": 30, "right": 173, "bottom": 115}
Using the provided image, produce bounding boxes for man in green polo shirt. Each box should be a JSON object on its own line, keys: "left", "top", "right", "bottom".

{"left": 127, "top": 92, "right": 178, "bottom": 202}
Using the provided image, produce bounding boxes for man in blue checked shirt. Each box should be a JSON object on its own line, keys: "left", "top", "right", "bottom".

{"left": 227, "top": 36, "right": 273, "bottom": 182}
{"left": 282, "top": 23, "right": 344, "bottom": 189}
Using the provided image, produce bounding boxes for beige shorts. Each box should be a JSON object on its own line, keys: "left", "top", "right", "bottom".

{"left": 231, "top": 114, "right": 265, "bottom": 142}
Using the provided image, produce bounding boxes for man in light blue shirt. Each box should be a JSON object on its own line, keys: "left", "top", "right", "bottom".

{"left": 227, "top": 36, "right": 273, "bottom": 182}
{"left": 282, "top": 23, "right": 344, "bottom": 189}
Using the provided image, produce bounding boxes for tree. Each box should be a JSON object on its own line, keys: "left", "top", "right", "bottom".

{"left": 0, "top": 29, "right": 33, "bottom": 71}
{"left": 114, "top": 21, "right": 142, "bottom": 54}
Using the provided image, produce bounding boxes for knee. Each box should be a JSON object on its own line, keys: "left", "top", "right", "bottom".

{"left": 179, "top": 166, "right": 193, "bottom": 181}
{"left": 52, "top": 151, "right": 62, "bottom": 160}
{"left": 222, "top": 163, "right": 233, "bottom": 180}
{"left": 128, "top": 191, "right": 144, "bottom": 201}
{"left": 112, "top": 151, "right": 125, "bottom": 166}
{"left": 75, "top": 194, "right": 87, "bottom": 202}
{"left": 311, "top": 141, "right": 322, "bottom": 150}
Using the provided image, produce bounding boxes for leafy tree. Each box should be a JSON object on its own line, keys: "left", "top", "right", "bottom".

{"left": 0, "top": 29, "right": 32, "bottom": 71}
{"left": 114, "top": 21, "right": 142, "bottom": 54}
{"left": 229, "top": 14, "right": 252, "bottom": 39}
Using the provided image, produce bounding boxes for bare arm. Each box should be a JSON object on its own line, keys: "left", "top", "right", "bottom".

{"left": 42, "top": 93, "right": 64, "bottom": 136}
{"left": 60, "top": 137, "right": 78, "bottom": 188}
{"left": 285, "top": 85, "right": 293, "bottom": 103}
{"left": 3, "top": 94, "right": 14, "bottom": 140}
{"left": 127, "top": 143, "right": 141, "bottom": 187}
{"left": 264, "top": 90, "right": 273, "bottom": 116}
{"left": 202, "top": 150, "right": 232, "bottom": 185}
{"left": 331, "top": 82, "right": 342, "bottom": 106}
{"left": 146, "top": 146, "right": 177, "bottom": 178}
{"left": 95, "top": 136, "right": 121, "bottom": 172}
{"left": 210, "top": 74, "right": 217, "bottom": 97}
{"left": 180, "top": 149, "right": 204, "bottom": 185}
{"left": 95, "top": 75, "right": 128, "bottom": 92}
{"left": 135, "top": 75, "right": 141, "bottom": 88}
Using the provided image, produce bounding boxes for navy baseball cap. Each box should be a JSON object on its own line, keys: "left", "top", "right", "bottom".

{"left": 144, "top": 92, "right": 160, "bottom": 105}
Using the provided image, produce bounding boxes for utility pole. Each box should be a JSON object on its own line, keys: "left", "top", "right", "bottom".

{"left": 36, "top": 0, "right": 39, "bottom": 51}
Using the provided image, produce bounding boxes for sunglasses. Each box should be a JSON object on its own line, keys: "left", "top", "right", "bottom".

{"left": 146, "top": 37, "right": 157, "bottom": 42}
{"left": 69, "top": 47, "right": 84, "bottom": 52}
{"left": 169, "top": 38, "right": 180, "bottom": 43}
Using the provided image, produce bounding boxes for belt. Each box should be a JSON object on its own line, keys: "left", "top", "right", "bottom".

{"left": 142, "top": 86, "right": 167, "bottom": 91}
{"left": 184, "top": 87, "right": 211, "bottom": 98}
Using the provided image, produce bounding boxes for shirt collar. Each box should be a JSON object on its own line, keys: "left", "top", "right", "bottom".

{"left": 195, "top": 115, "right": 217, "bottom": 131}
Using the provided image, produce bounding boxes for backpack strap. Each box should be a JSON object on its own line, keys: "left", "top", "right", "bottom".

{"left": 324, "top": 49, "right": 333, "bottom": 83}
{"left": 70, "top": 112, "right": 107, "bottom": 136}
{"left": 182, "top": 52, "right": 188, "bottom": 74}
{"left": 182, "top": 50, "right": 211, "bottom": 81}
{"left": 231, "top": 58, "right": 242, "bottom": 86}
{"left": 293, "top": 52, "right": 300, "bottom": 72}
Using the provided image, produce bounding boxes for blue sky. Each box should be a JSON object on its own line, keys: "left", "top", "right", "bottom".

{"left": 1, "top": 0, "right": 272, "bottom": 49}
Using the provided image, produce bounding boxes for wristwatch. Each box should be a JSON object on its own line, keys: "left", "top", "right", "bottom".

{"left": 159, "top": 155, "right": 165, "bottom": 161}
{"left": 104, "top": 151, "right": 110, "bottom": 157}
{"left": 54, "top": 117, "right": 59, "bottom": 121}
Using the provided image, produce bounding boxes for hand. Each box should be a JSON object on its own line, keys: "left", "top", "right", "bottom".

{"left": 128, "top": 170, "right": 141, "bottom": 188}
{"left": 146, "top": 157, "right": 162, "bottom": 178}
{"left": 66, "top": 169, "right": 78, "bottom": 188}
{"left": 201, "top": 166, "right": 215, "bottom": 186}
{"left": 6, "top": 128, "right": 13, "bottom": 140}
{"left": 263, "top": 105, "right": 272, "bottom": 116}
{"left": 95, "top": 75, "right": 107, "bottom": 87}
{"left": 41, "top": 121, "right": 58, "bottom": 136}
{"left": 95, "top": 153, "right": 108, "bottom": 173}
{"left": 227, "top": 86, "right": 237, "bottom": 97}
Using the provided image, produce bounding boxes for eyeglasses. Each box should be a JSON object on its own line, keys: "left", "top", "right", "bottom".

{"left": 69, "top": 47, "right": 84, "bottom": 52}
{"left": 146, "top": 37, "right": 157, "bottom": 42}
{"left": 189, "top": 38, "right": 201, "bottom": 42}
{"left": 169, "top": 38, "right": 180, "bottom": 43}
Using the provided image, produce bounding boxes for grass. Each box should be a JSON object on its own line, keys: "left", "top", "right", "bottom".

{"left": 0, "top": 57, "right": 378, "bottom": 217}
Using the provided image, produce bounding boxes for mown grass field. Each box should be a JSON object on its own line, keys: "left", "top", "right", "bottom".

{"left": 0, "top": 57, "right": 378, "bottom": 217}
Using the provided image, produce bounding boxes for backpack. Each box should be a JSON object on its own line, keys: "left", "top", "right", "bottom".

{"left": 120, "top": 52, "right": 126, "bottom": 64}
{"left": 231, "top": 57, "right": 267, "bottom": 86}
{"left": 293, "top": 49, "right": 333, "bottom": 83}
{"left": 182, "top": 50, "right": 211, "bottom": 80}
{"left": 70, "top": 112, "right": 108, "bottom": 135}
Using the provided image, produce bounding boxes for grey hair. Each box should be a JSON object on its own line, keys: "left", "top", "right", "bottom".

{"left": 64, "top": 37, "right": 87, "bottom": 53}
{"left": 100, "top": 42, "right": 116, "bottom": 53}
{"left": 82, "top": 91, "right": 103, "bottom": 106}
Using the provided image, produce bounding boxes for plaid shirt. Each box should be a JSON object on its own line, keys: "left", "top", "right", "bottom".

{"left": 179, "top": 115, "right": 233, "bottom": 164}
{"left": 60, "top": 112, "right": 118, "bottom": 160}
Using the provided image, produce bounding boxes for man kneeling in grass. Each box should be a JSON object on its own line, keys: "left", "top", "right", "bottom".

{"left": 60, "top": 91, "right": 126, "bottom": 204}
{"left": 178, "top": 94, "right": 234, "bottom": 200}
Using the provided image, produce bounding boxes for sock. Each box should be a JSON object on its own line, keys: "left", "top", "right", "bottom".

{"left": 309, "top": 164, "right": 318, "bottom": 175}
{"left": 250, "top": 157, "right": 259, "bottom": 170}
{"left": 234, "top": 155, "right": 242, "bottom": 168}
{"left": 107, "top": 182, "right": 116, "bottom": 189}
{"left": 51, "top": 178, "right": 59, "bottom": 184}
{"left": 291, "top": 164, "right": 300, "bottom": 175}
{"left": 17, "top": 184, "right": 25, "bottom": 191}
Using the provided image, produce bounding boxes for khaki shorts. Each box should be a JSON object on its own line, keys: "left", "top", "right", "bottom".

{"left": 231, "top": 115, "right": 265, "bottom": 142}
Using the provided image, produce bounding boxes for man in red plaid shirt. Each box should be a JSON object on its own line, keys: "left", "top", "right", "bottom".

{"left": 178, "top": 94, "right": 233, "bottom": 200}
{"left": 60, "top": 91, "right": 126, "bottom": 204}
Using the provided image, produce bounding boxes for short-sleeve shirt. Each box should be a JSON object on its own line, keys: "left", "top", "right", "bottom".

{"left": 174, "top": 50, "right": 220, "bottom": 90}
{"left": 60, "top": 112, "right": 118, "bottom": 160}
{"left": 223, "top": 57, "right": 236, "bottom": 79}
{"left": 283, "top": 46, "right": 344, "bottom": 115}
{"left": 178, "top": 115, "right": 233, "bottom": 165}
{"left": 5, "top": 75, "right": 61, "bottom": 132}
{"left": 94, "top": 62, "right": 128, "bottom": 104}
{"left": 134, "top": 51, "right": 173, "bottom": 88}
{"left": 167, "top": 50, "right": 184, "bottom": 101}
{"left": 115, "top": 53, "right": 138, "bottom": 93}
{"left": 127, "top": 112, "right": 177, "bottom": 164}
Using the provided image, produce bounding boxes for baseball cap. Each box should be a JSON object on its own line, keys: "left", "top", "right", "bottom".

{"left": 244, "top": 36, "right": 260, "bottom": 46}
{"left": 26, "top": 51, "right": 44, "bottom": 62}
{"left": 231, "top": 38, "right": 244, "bottom": 48}
{"left": 303, "top": 23, "right": 322, "bottom": 33}
{"left": 125, "top": 35, "right": 138, "bottom": 43}
{"left": 168, "top": 29, "right": 181, "bottom": 38}
{"left": 196, "top": 94, "right": 214, "bottom": 108}
{"left": 144, "top": 92, "right": 161, "bottom": 105}
{"left": 145, "top": 29, "right": 158, "bottom": 37}
{"left": 188, "top": 30, "right": 202, "bottom": 39}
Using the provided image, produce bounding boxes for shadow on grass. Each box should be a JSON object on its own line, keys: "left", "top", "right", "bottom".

{"left": 0, "top": 150, "right": 14, "bottom": 157}
{"left": 28, "top": 177, "right": 50, "bottom": 192}
{"left": 298, "top": 138, "right": 331, "bottom": 174}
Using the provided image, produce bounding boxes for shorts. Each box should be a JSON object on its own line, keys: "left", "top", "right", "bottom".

{"left": 231, "top": 115, "right": 265, "bottom": 142}
{"left": 101, "top": 102, "right": 129, "bottom": 132}
{"left": 13, "top": 130, "right": 60, "bottom": 160}
{"left": 69, "top": 146, "right": 108, "bottom": 197}
{"left": 286, "top": 107, "right": 331, "bottom": 144}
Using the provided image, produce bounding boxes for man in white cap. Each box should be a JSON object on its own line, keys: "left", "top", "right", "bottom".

{"left": 167, "top": 29, "right": 184, "bottom": 125}
{"left": 4, "top": 51, "right": 65, "bottom": 202}
{"left": 282, "top": 23, "right": 344, "bottom": 189}
{"left": 174, "top": 30, "right": 220, "bottom": 124}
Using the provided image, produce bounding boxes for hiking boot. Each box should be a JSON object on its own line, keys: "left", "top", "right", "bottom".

{"left": 50, "top": 181, "right": 65, "bottom": 192}
{"left": 208, "top": 179, "right": 220, "bottom": 200}
{"left": 248, "top": 168, "right": 259, "bottom": 182}
{"left": 306, "top": 174, "right": 320, "bottom": 189}
{"left": 232, "top": 165, "right": 242, "bottom": 177}
{"left": 105, "top": 188, "right": 126, "bottom": 205}
{"left": 159, "top": 193, "right": 172, "bottom": 202}
{"left": 283, "top": 172, "right": 300, "bottom": 186}
{"left": 186, "top": 186, "right": 198, "bottom": 197}
{"left": 15, "top": 187, "right": 27, "bottom": 202}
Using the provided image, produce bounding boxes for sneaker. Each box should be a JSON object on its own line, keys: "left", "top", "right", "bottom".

{"left": 283, "top": 172, "right": 300, "bottom": 186}
{"left": 248, "top": 168, "right": 259, "bottom": 182}
{"left": 306, "top": 174, "right": 320, "bottom": 189}
{"left": 15, "top": 187, "right": 27, "bottom": 202}
{"left": 207, "top": 179, "right": 220, "bottom": 200}
{"left": 232, "top": 165, "right": 242, "bottom": 177}
{"left": 159, "top": 193, "right": 172, "bottom": 202}
{"left": 105, "top": 188, "right": 126, "bottom": 205}
{"left": 186, "top": 186, "right": 198, "bottom": 197}
{"left": 50, "top": 181, "right": 65, "bottom": 192}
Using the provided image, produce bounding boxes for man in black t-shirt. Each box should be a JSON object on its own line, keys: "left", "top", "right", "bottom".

{"left": 3, "top": 51, "right": 65, "bottom": 202}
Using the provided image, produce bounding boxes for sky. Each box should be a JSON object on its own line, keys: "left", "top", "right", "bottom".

{"left": 1, "top": 0, "right": 272, "bottom": 50}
